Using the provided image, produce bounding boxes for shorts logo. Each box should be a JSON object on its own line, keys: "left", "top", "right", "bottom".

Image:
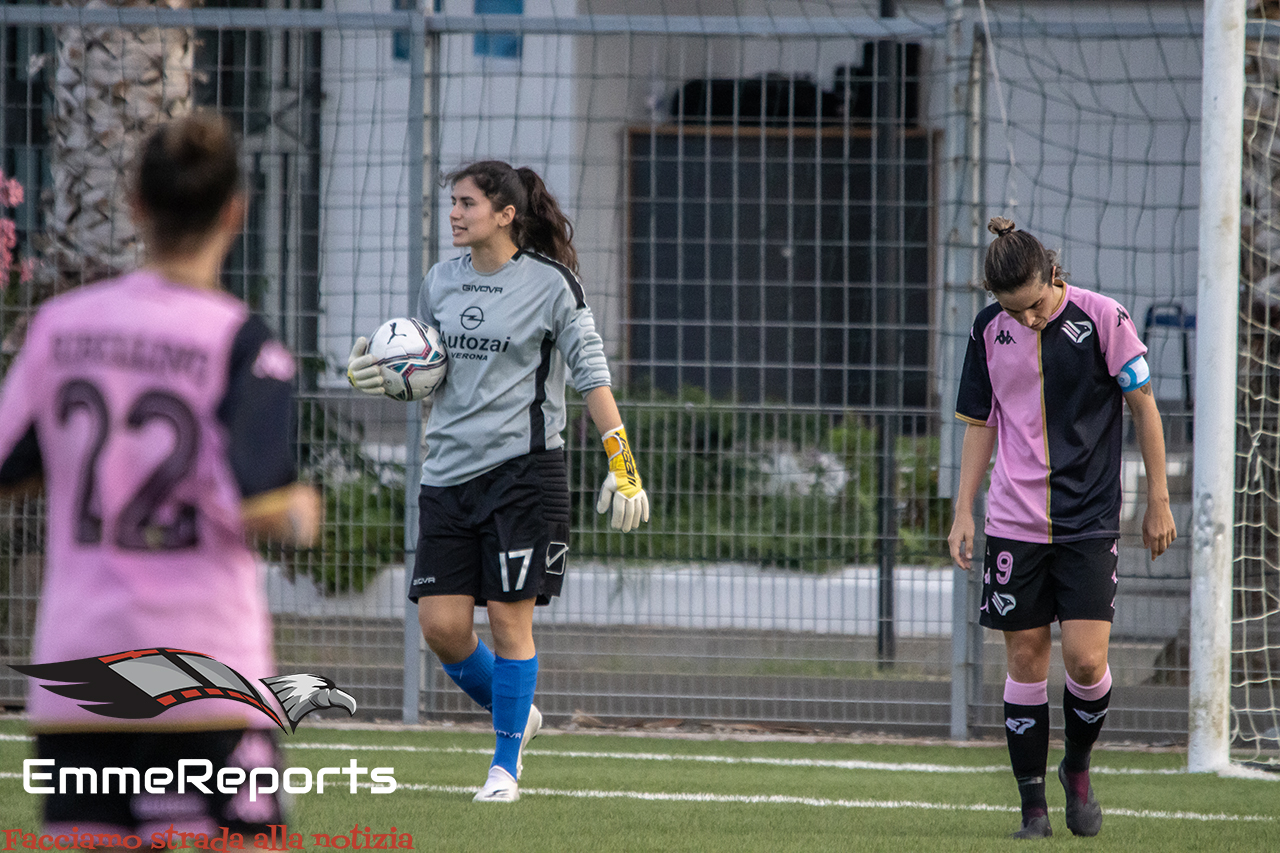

{"left": 412, "top": 576, "right": 435, "bottom": 585}
{"left": 991, "top": 592, "right": 1017, "bottom": 616}
{"left": 1062, "top": 320, "right": 1094, "bottom": 344}
{"left": 1074, "top": 708, "right": 1108, "bottom": 725}
{"left": 1006, "top": 717, "right": 1037, "bottom": 734}
{"left": 546, "top": 542, "right": 568, "bottom": 576}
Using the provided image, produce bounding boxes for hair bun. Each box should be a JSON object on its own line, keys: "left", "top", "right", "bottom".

{"left": 987, "top": 216, "right": 1016, "bottom": 238}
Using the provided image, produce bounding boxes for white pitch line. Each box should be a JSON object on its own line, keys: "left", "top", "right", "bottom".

{"left": 0, "top": 771, "right": 1270, "bottom": 823}
{"left": 0, "top": 733, "right": 1210, "bottom": 777}
{"left": 289, "top": 742, "right": 1012, "bottom": 773}
{"left": 391, "top": 782, "right": 1275, "bottom": 822}
{"left": 3, "top": 733, "right": 1272, "bottom": 780}
{"left": 285, "top": 741, "right": 1189, "bottom": 777}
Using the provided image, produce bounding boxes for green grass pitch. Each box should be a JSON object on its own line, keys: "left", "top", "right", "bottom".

{"left": 0, "top": 717, "right": 1275, "bottom": 852}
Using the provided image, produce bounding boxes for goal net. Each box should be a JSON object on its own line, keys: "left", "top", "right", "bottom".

{"left": 1237, "top": 6, "right": 1280, "bottom": 767}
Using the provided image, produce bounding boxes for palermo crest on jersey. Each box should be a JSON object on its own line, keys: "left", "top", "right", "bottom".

{"left": 1062, "top": 320, "right": 1094, "bottom": 344}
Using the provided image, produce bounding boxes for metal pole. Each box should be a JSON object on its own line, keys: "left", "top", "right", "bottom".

{"left": 943, "top": 0, "right": 974, "bottom": 741}
{"left": 967, "top": 32, "right": 989, "bottom": 722}
{"left": 402, "top": 5, "right": 428, "bottom": 725}
{"left": 874, "top": 0, "right": 900, "bottom": 669}
{"left": 1188, "top": 0, "right": 1245, "bottom": 773}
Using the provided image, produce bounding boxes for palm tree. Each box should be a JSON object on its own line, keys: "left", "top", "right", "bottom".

{"left": 47, "top": 0, "right": 196, "bottom": 291}
{"left": 0, "top": 0, "right": 200, "bottom": 672}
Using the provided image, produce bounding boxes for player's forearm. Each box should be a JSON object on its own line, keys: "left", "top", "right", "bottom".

{"left": 242, "top": 483, "right": 323, "bottom": 546}
{"left": 583, "top": 385, "right": 623, "bottom": 435}
{"left": 953, "top": 423, "right": 997, "bottom": 517}
{"left": 1128, "top": 389, "right": 1171, "bottom": 505}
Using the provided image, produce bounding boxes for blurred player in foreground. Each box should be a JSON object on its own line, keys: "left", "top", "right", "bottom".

{"left": 348, "top": 160, "right": 648, "bottom": 802}
{"left": 948, "top": 217, "right": 1176, "bottom": 839}
{"left": 0, "top": 113, "right": 320, "bottom": 839}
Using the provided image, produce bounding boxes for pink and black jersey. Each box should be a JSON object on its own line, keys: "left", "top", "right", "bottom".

{"left": 0, "top": 270, "right": 299, "bottom": 730}
{"left": 955, "top": 284, "right": 1147, "bottom": 544}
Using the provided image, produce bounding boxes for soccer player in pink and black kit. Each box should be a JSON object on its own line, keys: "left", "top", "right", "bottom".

{"left": 948, "top": 217, "right": 1177, "bottom": 839}
{"left": 0, "top": 114, "right": 320, "bottom": 839}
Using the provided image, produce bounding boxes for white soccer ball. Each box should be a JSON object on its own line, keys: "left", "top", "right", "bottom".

{"left": 366, "top": 317, "right": 447, "bottom": 402}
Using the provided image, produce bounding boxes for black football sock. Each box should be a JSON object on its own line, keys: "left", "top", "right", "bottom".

{"left": 1062, "top": 667, "right": 1113, "bottom": 797}
{"left": 1004, "top": 676, "right": 1051, "bottom": 821}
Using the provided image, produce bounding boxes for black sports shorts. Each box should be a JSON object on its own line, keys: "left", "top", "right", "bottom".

{"left": 978, "top": 535, "right": 1118, "bottom": 631}
{"left": 37, "top": 728, "right": 284, "bottom": 834}
{"left": 410, "top": 449, "right": 570, "bottom": 605}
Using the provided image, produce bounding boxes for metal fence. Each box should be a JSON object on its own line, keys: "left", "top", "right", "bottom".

{"left": 0, "top": 1, "right": 1216, "bottom": 746}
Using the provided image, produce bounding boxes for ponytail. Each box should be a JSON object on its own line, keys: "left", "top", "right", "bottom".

{"left": 445, "top": 160, "right": 578, "bottom": 273}
{"left": 514, "top": 167, "right": 577, "bottom": 273}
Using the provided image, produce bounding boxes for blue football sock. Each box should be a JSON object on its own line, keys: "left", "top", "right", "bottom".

{"left": 490, "top": 654, "right": 538, "bottom": 777}
{"left": 441, "top": 639, "right": 495, "bottom": 712}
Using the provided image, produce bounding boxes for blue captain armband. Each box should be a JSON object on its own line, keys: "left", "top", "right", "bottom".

{"left": 1116, "top": 355, "right": 1151, "bottom": 391}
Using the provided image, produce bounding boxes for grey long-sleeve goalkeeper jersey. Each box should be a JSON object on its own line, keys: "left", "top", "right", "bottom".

{"left": 417, "top": 249, "right": 612, "bottom": 487}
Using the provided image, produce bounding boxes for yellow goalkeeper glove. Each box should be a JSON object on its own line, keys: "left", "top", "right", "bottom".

{"left": 346, "top": 337, "right": 385, "bottom": 395}
{"left": 596, "top": 425, "right": 650, "bottom": 532}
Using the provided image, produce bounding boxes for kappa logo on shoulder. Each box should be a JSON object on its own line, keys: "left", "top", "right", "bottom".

{"left": 1062, "top": 320, "right": 1094, "bottom": 344}
{"left": 1117, "top": 306, "right": 1130, "bottom": 327}
{"left": 994, "top": 329, "right": 1016, "bottom": 345}
{"left": 991, "top": 592, "right": 1017, "bottom": 616}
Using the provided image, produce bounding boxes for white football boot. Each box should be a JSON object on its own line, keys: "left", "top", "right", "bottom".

{"left": 516, "top": 704, "right": 542, "bottom": 780}
{"left": 472, "top": 766, "right": 519, "bottom": 803}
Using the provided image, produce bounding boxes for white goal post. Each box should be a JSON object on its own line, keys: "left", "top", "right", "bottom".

{"left": 1189, "top": 0, "right": 1245, "bottom": 774}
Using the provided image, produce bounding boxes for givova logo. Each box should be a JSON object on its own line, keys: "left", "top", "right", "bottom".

{"left": 11, "top": 648, "right": 356, "bottom": 732}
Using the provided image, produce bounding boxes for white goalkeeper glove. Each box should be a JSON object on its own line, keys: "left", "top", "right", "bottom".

{"left": 596, "top": 425, "right": 650, "bottom": 532}
{"left": 346, "top": 337, "right": 385, "bottom": 395}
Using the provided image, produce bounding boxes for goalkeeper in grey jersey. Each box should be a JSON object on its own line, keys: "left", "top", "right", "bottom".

{"left": 347, "top": 160, "right": 648, "bottom": 803}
